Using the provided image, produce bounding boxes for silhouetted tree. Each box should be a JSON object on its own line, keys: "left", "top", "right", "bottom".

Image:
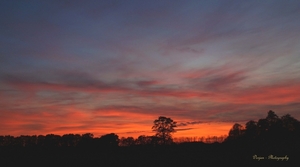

{"left": 82, "top": 133, "right": 94, "bottom": 138}
{"left": 266, "top": 110, "right": 279, "bottom": 121}
{"left": 61, "top": 134, "right": 81, "bottom": 147}
{"left": 2, "top": 135, "right": 14, "bottom": 146}
{"left": 78, "top": 133, "right": 93, "bottom": 147}
{"left": 281, "top": 114, "right": 300, "bottom": 141}
{"left": 245, "top": 120, "right": 257, "bottom": 140}
{"left": 227, "top": 123, "right": 244, "bottom": 140}
{"left": 16, "top": 135, "right": 37, "bottom": 147}
{"left": 119, "top": 137, "right": 135, "bottom": 146}
{"left": 257, "top": 118, "right": 268, "bottom": 137}
{"left": 281, "top": 114, "right": 299, "bottom": 132}
{"left": 150, "top": 136, "right": 161, "bottom": 146}
{"left": 135, "top": 135, "right": 152, "bottom": 145}
{"left": 152, "top": 116, "right": 176, "bottom": 145}
{"left": 44, "top": 134, "right": 61, "bottom": 147}
{"left": 99, "top": 133, "right": 119, "bottom": 147}
{"left": 266, "top": 110, "right": 282, "bottom": 131}
{"left": 226, "top": 110, "right": 300, "bottom": 145}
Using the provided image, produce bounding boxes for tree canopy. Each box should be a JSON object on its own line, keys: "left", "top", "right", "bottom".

{"left": 225, "top": 110, "right": 300, "bottom": 143}
{"left": 152, "top": 116, "right": 177, "bottom": 145}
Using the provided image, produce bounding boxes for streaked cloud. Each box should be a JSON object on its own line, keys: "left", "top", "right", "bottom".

{"left": 1, "top": 0, "right": 300, "bottom": 137}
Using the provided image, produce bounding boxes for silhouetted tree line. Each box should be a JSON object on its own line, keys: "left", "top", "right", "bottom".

{"left": 0, "top": 133, "right": 179, "bottom": 148}
{"left": 0, "top": 133, "right": 119, "bottom": 148}
{"left": 1, "top": 113, "right": 299, "bottom": 166}
{"left": 225, "top": 110, "right": 300, "bottom": 143}
{"left": 0, "top": 116, "right": 178, "bottom": 148}
{"left": 1, "top": 112, "right": 299, "bottom": 147}
{"left": 0, "top": 133, "right": 228, "bottom": 147}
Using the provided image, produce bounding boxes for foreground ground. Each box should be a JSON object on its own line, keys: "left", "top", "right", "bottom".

{"left": 0, "top": 140, "right": 298, "bottom": 167}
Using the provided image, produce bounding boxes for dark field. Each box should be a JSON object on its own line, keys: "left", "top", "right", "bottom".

{"left": 1, "top": 141, "right": 298, "bottom": 166}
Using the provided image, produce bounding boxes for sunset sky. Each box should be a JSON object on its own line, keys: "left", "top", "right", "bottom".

{"left": 1, "top": 0, "right": 300, "bottom": 138}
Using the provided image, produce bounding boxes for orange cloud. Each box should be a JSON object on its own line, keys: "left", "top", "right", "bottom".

{"left": 1, "top": 67, "right": 300, "bottom": 138}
